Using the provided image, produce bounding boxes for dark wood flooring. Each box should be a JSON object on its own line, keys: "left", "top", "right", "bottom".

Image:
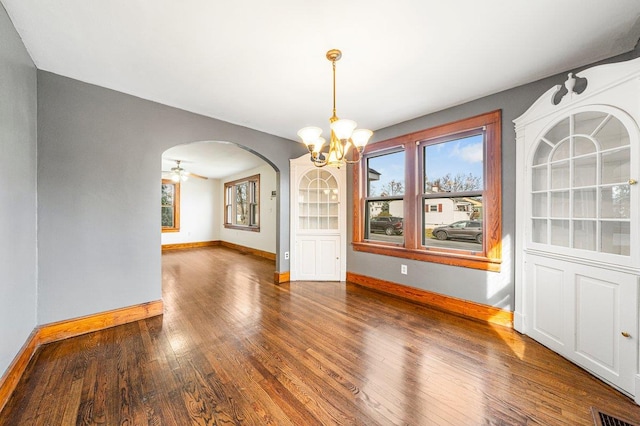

{"left": 2, "top": 246, "right": 640, "bottom": 425}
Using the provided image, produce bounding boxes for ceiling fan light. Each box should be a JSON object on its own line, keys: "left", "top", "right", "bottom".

{"left": 171, "top": 174, "right": 180, "bottom": 183}
{"left": 330, "top": 119, "right": 357, "bottom": 140}
{"left": 351, "top": 128, "right": 373, "bottom": 148}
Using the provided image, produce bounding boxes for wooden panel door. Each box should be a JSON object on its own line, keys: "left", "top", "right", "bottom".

{"left": 573, "top": 268, "right": 637, "bottom": 394}
{"left": 296, "top": 235, "right": 340, "bottom": 281}
{"left": 525, "top": 254, "right": 638, "bottom": 395}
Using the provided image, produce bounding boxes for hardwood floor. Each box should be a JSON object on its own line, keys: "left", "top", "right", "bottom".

{"left": 2, "top": 246, "right": 640, "bottom": 425}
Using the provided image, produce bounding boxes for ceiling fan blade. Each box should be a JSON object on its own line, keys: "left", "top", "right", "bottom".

{"left": 186, "top": 172, "right": 208, "bottom": 180}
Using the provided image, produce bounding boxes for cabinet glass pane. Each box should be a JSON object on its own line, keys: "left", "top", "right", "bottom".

{"left": 533, "top": 142, "right": 552, "bottom": 165}
{"left": 532, "top": 219, "right": 547, "bottom": 243}
{"left": 573, "top": 188, "right": 596, "bottom": 218}
{"left": 594, "top": 116, "right": 629, "bottom": 151}
{"left": 532, "top": 166, "right": 547, "bottom": 191}
{"left": 574, "top": 111, "right": 608, "bottom": 137}
{"left": 601, "top": 148, "right": 629, "bottom": 185}
{"left": 551, "top": 141, "right": 570, "bottom": 162}
{"left": 544, "top": 117, "right": 569, "bottom": 144}
{"left": 550, "top": 191, "right": 570, "bottom": 217}
{"left": 573, "top": 155, "right": 597, "bottom": 187}
{"left": 530, "top": 110, "right": 633, "bottom": 258}
{"left": 550, "top": 161, "right": 570, "bottom": 189}
{"left": 573, "top": 220, "right": 596, "bottom": 251}
{"left": 531, "top": 193, "right": 547, "bottom": 217}
{"left": 601, "top": 185, "right": 630, "bottom": 219}
{"left": 550, "top": 220, "right": 570, "bottom": 247}
{"left": 298, "top": 169, "right": 339, "bottom": 230}
{"left": 601, "top": 221, "right": 630, "bottom": 255}
{"left": 573, "top": 136, "right": 596, "bottom": 156}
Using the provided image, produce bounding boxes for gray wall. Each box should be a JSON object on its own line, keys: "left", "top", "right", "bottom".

{"left": 0, "top": 4, "right": 38, "bottom": 376}
{"left": 347, "top": 46, "right": 640, "bottom": 311}
{"left": 37, "top": 71, "right": 305, "bottom": 324}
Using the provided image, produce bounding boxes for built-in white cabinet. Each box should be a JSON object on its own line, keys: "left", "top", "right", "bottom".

{"left": 290, "top": 155, "right": 346, "bottom": 281}
{"left": 515, "top": 57, "right": 640, "bottom": 402}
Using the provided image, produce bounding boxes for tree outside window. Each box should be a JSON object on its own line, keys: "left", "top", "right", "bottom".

{"left": 161, "top": 179, "right": 180, "bottom": 232}
{"left": 224, "top": 174, "right": 260, "bottom": 231}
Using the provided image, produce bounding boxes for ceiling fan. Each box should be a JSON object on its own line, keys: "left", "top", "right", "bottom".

{"left": 162, "top": 160, "right": 208, "bottom": 182}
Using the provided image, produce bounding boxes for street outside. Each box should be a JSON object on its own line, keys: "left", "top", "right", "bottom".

{"left": 368, "top": 233, "right": 482, "bottom": 251}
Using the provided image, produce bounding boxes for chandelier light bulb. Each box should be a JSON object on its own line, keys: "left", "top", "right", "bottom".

{"left": 330, "top": 119, "right": 357, "bottom": 140}
{"left": 297, "top": 126, "right": 323, "bottom": 147}
{"left": 351, "top": 129, "right": 373, "bottom": 148}
{"left": 312, "top": 137, "right": 326, "bottom": 154}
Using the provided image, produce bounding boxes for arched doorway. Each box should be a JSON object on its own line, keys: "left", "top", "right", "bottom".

{"left": 160, "top": 140, "right": 279, "bottom": 269}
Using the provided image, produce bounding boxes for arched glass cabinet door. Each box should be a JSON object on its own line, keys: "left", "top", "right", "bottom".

{"left": 297, "top": 169, "right": 339, "bottom": 230}
{"left": 529, "top": 107, "right": 635, "bottom": 257}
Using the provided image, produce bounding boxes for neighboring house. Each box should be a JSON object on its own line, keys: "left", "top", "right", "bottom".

{"left": 424, "top": 196, "right": 483, "bottom": 228}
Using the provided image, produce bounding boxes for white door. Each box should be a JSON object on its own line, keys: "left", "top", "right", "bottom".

{"left": 290, "top": 155, "right": 346, "bottom": 281}
{"left": 296, "top": 235, "right": 340, "bottom": 281}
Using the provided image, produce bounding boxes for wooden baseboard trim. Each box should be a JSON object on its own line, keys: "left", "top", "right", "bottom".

{"left": 162, "top": 240, "right": 276, "bottom": 262}
{"left": 0, "top": 329, "right": 39, "bottom": 413}
{"left": 346, "top": 272, "right": 513, "bottom": 328}
{"left": 36, "top": 300, "right": 164, "bottom": 345}
{"left": 0, "top": 300, "right": 163, "bottom": 412}
{"left": 274, "top": 271, "right": 290, "bottom": 284}
{"left": 220, "top": 241, "right": 276, "bottom": 261}
{"left": 162, "top": 240, "right": 221, "bottom": 251}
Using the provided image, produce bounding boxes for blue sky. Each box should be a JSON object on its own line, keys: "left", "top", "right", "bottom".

{"left": 368, "top": 134, "right": 484, "bottom": 196}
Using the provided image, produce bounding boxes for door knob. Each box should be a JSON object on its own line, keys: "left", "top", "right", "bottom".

{"left": 629, "top": 179, "right": 637, "bottom": 185}
{"left": 621, "top": 331, "right": 631, "bottom": 338}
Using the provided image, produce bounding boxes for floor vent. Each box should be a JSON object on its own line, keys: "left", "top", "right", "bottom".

{"left": 592, "top": 407, "right": 639, "bottom": 426}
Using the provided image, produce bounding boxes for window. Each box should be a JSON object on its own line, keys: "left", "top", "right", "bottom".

{"left": 353, "top": 110, "right": 502, "bottom": 271}
{"left": 161, "top": 179, "right": 180, "bottom": 232}
{"left": 365, "top": 150, "right": 405, "bottom": 243}
{"left": 224, "top": 174, "right": 260, "bottom": 231}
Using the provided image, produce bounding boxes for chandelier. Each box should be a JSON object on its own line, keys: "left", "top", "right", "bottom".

{"left": 297, "top": 49, "right": 373, "bottom": 167}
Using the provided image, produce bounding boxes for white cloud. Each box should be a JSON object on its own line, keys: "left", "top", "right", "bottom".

{"left": 452, "top": 142, "right": 483, "bottom": 163}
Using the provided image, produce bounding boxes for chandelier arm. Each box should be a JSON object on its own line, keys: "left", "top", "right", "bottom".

{"left": 344, "top": 143, "right": 364, "bottom": 164}
{"left": 312, "top": 157, "right": 328, "bottom": 167}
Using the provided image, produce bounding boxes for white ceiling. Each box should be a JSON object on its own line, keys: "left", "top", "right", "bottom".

{"left": 161, "top": 141, "right": 266, "bottom": 179}
{"left": 3, "top": 0, "right": 640, "bottom": 178}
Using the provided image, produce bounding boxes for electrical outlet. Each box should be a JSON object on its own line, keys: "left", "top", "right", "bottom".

{"left": 401, "top": 264, "right": 407, "bottom": 275}
{"left": 284, "top": 251, "right": 289, "bottom": 260}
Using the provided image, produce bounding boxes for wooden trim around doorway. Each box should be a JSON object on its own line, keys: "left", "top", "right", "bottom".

{"left": 274, "top": 271, "right": 290, "bottom": 283}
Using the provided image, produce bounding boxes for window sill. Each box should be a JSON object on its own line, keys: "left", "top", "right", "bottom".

{"left": 162, "top": 228, "right": 180, "bottom": 233}
{"left": 224, "top": 224, "right": 260, "bottom": 232}
{"left": 352, "top": 241, "right": 501, "bottom": 272}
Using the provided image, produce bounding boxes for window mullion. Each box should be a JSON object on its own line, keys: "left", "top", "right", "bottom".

{"left": 404, "top": 141, "right": 418, "bottom": 249}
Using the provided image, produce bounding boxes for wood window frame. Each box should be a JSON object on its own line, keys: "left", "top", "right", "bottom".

{"left": 224, "top": 174, "right": 260, "bottom": 232}
{"left": 161, "top": 179, "right": 180, "bottom": 233}
{"left": 353, "top": 110, "right": 502, "bottom": 271}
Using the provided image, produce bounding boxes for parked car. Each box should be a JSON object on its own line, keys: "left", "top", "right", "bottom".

{"left": 432, "top": 220, "right": 482, "bottom": 243}
{"left": 370, "top": 216, "right": 403, "bottom": 235}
